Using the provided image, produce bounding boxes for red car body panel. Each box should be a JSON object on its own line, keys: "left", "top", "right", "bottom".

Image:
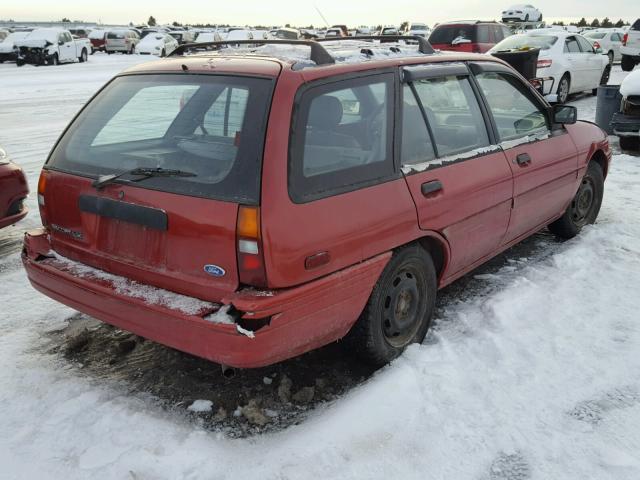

{"left": 22, "top": 52, "right": 612, "bottom": 367}
{"left": 23, "top": 229, "right": 390, "bottom": 368}
{"left": 0, "top": 161, "right": 29, "bottom": 229}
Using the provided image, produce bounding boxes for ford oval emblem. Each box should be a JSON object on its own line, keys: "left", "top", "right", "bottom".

{"left": 204, "top": 264, "right": 226, "bottom": 277}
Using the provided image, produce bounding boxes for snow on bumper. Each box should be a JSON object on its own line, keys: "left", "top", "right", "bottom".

{"left": 22, "top": 228, "right": 390, "bottom": 368}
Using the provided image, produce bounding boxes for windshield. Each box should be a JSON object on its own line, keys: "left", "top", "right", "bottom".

{"left": 583, "top": 32, "right": 606, "bottom": 39}
{"left": 429, "top": 25, "right": 476, "bottom": 44}
{"left": 411, "top": 24, "right": 427, "bottom": 31}
{"left": 48, "top": 74, "right": 274, "bottom": 203}
{"left": 491, "top": 34, "right": 558, "bottom": 51}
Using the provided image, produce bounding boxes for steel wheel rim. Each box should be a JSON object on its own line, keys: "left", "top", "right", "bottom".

{"left": 382, "top": 266, "right": 424, "bottom": 347}
{"left": 571, "top": 177, "right": 595, "bottom": 225}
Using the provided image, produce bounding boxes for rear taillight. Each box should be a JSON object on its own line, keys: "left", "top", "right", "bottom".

{"left": 37, "top": 170, "right": 48, "bottom": 226}
{"left": 593, "top": 41, "right": 601, "bottom": 50}
{"left": 623, "top": 33, "right": 628, "bottom": 46}
{"left": 236, "top": 205, "right": 267, "bottom": 287}
{"left": 537, "top": 59, "right": 552, "bottom": 68}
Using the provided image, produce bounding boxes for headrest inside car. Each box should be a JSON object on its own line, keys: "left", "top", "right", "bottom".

{"left": 308, "top": 96, "right": 344, "bottom": 130}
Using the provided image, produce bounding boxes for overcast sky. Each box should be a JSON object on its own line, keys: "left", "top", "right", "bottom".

{"left": 1, "top": 0, "right": 637, "bottom": 27}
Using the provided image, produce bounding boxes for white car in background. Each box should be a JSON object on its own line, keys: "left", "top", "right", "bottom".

{"left": 15, "top": 28, "right": 90, "bottom": 66}
{"left": 620, "top": 19, "right": 640, "bottom": 71}
{"left": 105, "top": 29, "right": 140, "bottom": 54}
{"left": 135, "top": 33, "right": 178, "bottom": 57}
{"left": 502, "top": 4, "right": 543, "bottom": 22}
{"left": 582, "top": 29, "right": 624, "bottom": 64}
{"left": 194, "top": 31, "right": 223, "bottom": 43}
{"left": 0, "top": 31, "right": 29, "bottom": 63}
{"left": 403, "top": 22, "right": 431, "bottom": 38}
{"left": 225, "top": 29, "right": 254, "bottom": 44}
{"left": 489, "top": 31, "right": 610, "bottom": 103}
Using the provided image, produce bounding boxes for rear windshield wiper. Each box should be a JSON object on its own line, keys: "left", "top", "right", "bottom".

{"left": 92, "top": 167, "right": 197, "bottom": 190}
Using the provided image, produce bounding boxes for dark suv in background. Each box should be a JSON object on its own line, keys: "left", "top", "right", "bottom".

{"left": 429, "top": 21, "right": 512, "bottom": 53}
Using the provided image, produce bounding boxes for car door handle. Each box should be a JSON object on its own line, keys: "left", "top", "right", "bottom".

{"left": 515, "top": 153, "right": 532, "bottom": 166}
{"left": 421, "top": 180, "right": 443, "bottom": 196}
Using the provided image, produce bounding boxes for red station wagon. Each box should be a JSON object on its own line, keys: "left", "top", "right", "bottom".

{"left": 0, "top": 147, "right": 29, "bottom": 229}
{"left": 23, "top": 37, "right": 610, "bottom": 368}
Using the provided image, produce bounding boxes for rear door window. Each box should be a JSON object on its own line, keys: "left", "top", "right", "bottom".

{"left": 410, "top": 75, "right": 490, "bottom": 158}
{"left": 577, "top": 36, "right": 595, "bottom": 53}
{"left": 564, "top": 37, "right": 581, "bottom": 53}
{"left": 48, "top": 74, "right": 274, "bottom": 203}
{"left": 289, "top": 73, "right": 395, "bottom": 202}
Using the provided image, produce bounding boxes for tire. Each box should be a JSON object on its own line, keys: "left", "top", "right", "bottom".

{"left": 91, "top": 48, "right": 95, "bottom": 55}
{"left": 48, "top": 54, "right": 58, "bottom": 66}
{"left": 621, "top": 55, "right": 635, "bottom": 72}
{"left": 607, "top": 51, "right": 614, "bottom": 65}
{"left": 593, "top": 64, "right": 611, "bottom": 95}
{"left": 548, "top": 162, "right": 604, "bottom": 239}
{"left": 160, "top": 48, "right": 166, "bottom": 57}
{"left": 345, "top": 244, "right": 437, "bottom": 367}
{"left": 619, "top": 136, "right": 640, "bottom": 151}
{"left": 557, "top": 74, "right": 570, "bottom": 104}
{"left": 16, "top": 59, "right": 25, "bottom": 67}
{"left": 525, "top": 14, "right": 529, "bottom": 21}
{"left": 539, "top": 13, "right": 543, "bottom": 21}
{"left": 79, "top": 49, "right": 87, "bottom": 63}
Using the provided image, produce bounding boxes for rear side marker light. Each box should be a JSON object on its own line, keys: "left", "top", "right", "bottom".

{"left": 37, "top": 170, "right": 48, "bottom": 226}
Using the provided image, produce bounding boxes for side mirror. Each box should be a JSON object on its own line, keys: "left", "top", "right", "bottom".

{"left": 552, "top": 105, "right": 577, "bottom": 124}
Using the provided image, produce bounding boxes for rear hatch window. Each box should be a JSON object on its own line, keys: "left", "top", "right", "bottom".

{"left": 429, "top": 25, "right": 477, "bottom": 44}
{"left": 48, "top": 74, "right": 274, "bottom": 204}
{"left": 107, "top": 32, "right": 126, "bottom": 39}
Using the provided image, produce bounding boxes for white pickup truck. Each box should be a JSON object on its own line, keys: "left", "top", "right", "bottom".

{"left": 621, "top": 19, "right": 640, "bottom": 72}
{"left": 15, "top": 28, "right": 90, "bottom": 66}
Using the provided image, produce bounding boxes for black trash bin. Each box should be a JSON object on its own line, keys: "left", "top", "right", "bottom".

{"left": 491, "top": 48, "right": 540, "bottom": 80}
{"left": 595, "top": 85, "right": 622, "bottom": 135}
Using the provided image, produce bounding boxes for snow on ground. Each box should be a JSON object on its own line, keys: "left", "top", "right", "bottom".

{"left": 1, "top": 57, "right": 640, "bottom": 479}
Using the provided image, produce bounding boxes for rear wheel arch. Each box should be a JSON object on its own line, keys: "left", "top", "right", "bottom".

{"left": 415, "top": 233, "right": 450, "bottom": 282}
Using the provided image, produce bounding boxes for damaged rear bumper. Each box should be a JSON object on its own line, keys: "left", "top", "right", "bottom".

{"left": 22, "top": 228, "right": 389, "bottom": 368}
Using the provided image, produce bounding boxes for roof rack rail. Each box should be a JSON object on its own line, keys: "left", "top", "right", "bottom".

{"left": 169, "top": 39, "right": 335, "bottom": 65}
{"left": 318, "top": 35, "right": 435, "bottom": 54}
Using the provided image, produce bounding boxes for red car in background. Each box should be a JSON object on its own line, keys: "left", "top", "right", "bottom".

{"left": 0, "top": 147, "right": 29, "bottom": 229}
{"left": 429, "top": 21, "right": 512, "bottom": 53}
{"left": 88, "top": 29, "right": 107, "bottom": 53}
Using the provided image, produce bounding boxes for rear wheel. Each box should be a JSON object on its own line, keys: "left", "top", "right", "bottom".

{"left": 557, "top": 74, "right": 570, "bottom": 104}
{"left": 345, "top": 244, "right": 437, "bottom": 367}
{"left": 619, "top": 136, "right": 640, "bottom": 151}
{"left": 621, "top": 55, "right": 636, "bottom": 72}
{"left": 79, "top": 49, "right": 87, "bottom": 63}
{"left": 548, "top": 162, "right": 604, "bottom": 239}
{"left": 593, "top": 64, "right": 611, "bottom": 95}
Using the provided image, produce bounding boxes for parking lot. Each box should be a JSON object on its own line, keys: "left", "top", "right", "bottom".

{"left": 1, "top": 53, "right": 640, "bottom": 479}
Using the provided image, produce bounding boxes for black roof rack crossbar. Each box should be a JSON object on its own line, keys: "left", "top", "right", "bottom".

{"left": 169, "top": 39, "right": 335, "bottom": 65}
{"left": 318, "top": 35, "right": 435, "bottom": 55}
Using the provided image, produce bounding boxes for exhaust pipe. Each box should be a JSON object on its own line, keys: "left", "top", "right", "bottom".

{"left": 221, "top": 364, "right": 236, "bottom": 378}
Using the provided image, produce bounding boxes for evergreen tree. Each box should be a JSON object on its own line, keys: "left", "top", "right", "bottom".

{"left": 601, "top": 17, "right": 613, "bottom": 28}
{"left": 148, "top": 15, "right": 157, "bottom": 26}
{"left": 590, "top": 18, "right": 600, "bottom": 28}
{"left": 577, "top": 17, "right": 587, "bottom": 27}
{"left": 615, "top": 19, "right": 626, "bottom": 28}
